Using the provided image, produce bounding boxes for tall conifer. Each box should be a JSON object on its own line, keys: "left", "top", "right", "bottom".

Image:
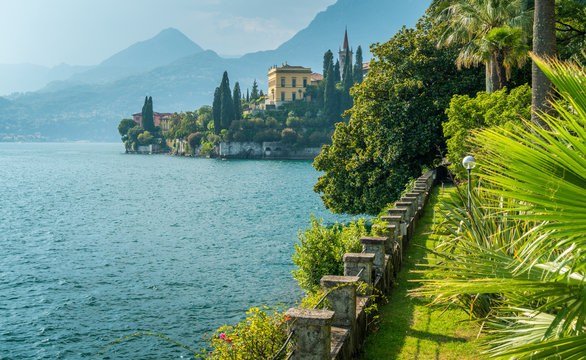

{"left": 334, "top": 60, "right": 341, "bottom": 82}
{"left": 324, "top": 63, "right": 338, "bottom": 124}
{"left": 233, "top": 82, "right": 242, "bottom": 120}
{"left": 353, "top": 46, "right": 363, "bottom": 84}
{"left": 251, "top": 80, "right": 259, "bottom": 101}
{"left": 323, "top": 50, "right": 334, "bottom": 77}
{"left": 219, "top": 71, "right": 234, "bottom": 130}
{"left": 212, "top": 87, "right": 221, "bottom": 134}
{"left": 143, "top": 96, "right": 155, "bottom": 131}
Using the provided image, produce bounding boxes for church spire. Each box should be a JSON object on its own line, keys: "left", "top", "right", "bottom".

{"left": 343, "top": 27, "right": 349, "bottom": 51}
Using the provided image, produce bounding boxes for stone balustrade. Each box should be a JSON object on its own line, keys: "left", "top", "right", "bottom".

{"left": 284, "top": 169, "right": 436, "bottom": 359}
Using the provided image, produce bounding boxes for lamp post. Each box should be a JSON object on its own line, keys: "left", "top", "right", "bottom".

{"left": 462, "top": 156, "right": 476, "bottom": 212}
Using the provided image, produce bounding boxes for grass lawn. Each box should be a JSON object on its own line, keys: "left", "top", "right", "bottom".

{"left": 359, "top": 184, "right": 485, "bottom": 360}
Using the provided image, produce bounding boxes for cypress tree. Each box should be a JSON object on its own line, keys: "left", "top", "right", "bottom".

{"left": 141, "top": 96, "right": 147, "bottom": 128}
{"left": 143, "top": 96, "right": 155, "bottom": 132}
{"left": 334, "top": 60, "right": 341, "bottom": 82}
{"left": 246, "top": 89, "right": 250, "bottom": 102}
{"left": 353, "top": 45, "right": 363, "bottom": 84}
{"left": 323, "top": 50, "right": 334, "bottom": 77}
{"left": 259, "top": 89, "right": 264, "bottom": 98}
{"left": 342, "top": 50, "right": 354, "bottom": 110}
{"left": 219, "top": 71, "right": 234, "bottom": 130}
{"left": 233, "top": 82, "right": 242, "bottom": 120}
{"left": 323, "top": 63, "right": 338, "bottom": 124}
{"left": 212, "top": 87, "right": 221, "bottom": 134}
{"left": 251, "top": 80, "right": 259, "bottom": 101}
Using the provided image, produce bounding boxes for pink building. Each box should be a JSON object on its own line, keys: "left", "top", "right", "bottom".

{"left": 132, "top": 112, "right": 173, "bottom": 129}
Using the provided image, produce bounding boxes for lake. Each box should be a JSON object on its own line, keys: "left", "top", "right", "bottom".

{"left": 0, "top": 143, "right": 355, "bottom": 359}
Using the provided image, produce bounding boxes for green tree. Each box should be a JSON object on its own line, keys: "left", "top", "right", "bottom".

{"left": 142, "top": 96, "right": 155, "bottom": 132}
{"left": 313, "top": 16, "right": 484, "bottom": 215}
{"left": 323, "top": 62, "right": 339, "bottom": 125}
{"left": 251, "top": 79, "right": 259, "bottom": 101}
{"left": 443, "top": 84, "right": 531, "bottom": 178}
{"left": 353, "top": 45, "right": 364, "bottom": 84}
{"left": 118, "top": 119, "right": 136, "bottom": 141}
{"left": 334, "top": 60, "right": 341, "bottom": 82}
{"left": 220, "top": 71, "right": 234, "bottom": 130}
{"left": 342, "top": 47, "right": 354, "bottom": 111}
{"left": 323, "top": 50, "right": 334, "bottom": 77}
{"left": 233, "top": 82, "right": 242, "bottom": 120}
{"left": 433, "top": 0, "right": 531, "bottom": 92}
{"left": 213, "top": 87, "right": 221, "bottom": 134}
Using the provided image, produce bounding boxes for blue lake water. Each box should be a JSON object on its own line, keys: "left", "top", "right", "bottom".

{"left": 0, "top": 143, "right": 355, "bottom": 359}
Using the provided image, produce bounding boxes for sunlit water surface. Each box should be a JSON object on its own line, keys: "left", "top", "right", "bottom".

{"left": 0, "top": 143, "right": 354, "bottom": 359}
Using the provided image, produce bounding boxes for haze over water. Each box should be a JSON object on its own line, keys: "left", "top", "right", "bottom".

{"left": 0, "top": 143, "right": 353, "bottom": 359}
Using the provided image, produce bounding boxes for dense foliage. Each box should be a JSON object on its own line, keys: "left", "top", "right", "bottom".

{"left": 443, "top": 84, "right": 531, "bottom": 178}
{"left": 313, "top": 16, "right": 484, "bottom": 215}
{"left": 292, "top": 216, "right": 368, "bottom": 293}
{"left": 415, "top": 57, "right": 586, "bottom": 359}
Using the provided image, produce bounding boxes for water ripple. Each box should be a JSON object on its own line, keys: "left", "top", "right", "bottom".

{"left": 0, "top": 143, "right": 353, "bottom": 359}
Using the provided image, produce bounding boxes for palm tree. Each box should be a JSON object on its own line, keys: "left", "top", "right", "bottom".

{"left": 433, "top": 0, "right": 531, "bottom": 92}
{"left": 414, "top": 56, "right": 586, "bottom": 358}
{"left": 531, "top": 0, "right": 556, "bottom": 128}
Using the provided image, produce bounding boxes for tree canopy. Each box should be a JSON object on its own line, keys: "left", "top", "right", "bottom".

{"left": 313, "top": 16, "right": 484, "bottom": 215}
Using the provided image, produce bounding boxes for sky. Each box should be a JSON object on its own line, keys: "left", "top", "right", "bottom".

{"left": 0, "top": 0, "right": 337, "bottom": 67}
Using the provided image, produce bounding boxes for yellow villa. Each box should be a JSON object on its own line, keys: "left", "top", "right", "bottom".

{"left": 267, "top": 63, "right": 312, "bottom": 106}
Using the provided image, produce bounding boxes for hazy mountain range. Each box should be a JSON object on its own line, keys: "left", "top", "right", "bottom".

{"left": 0, "top": 0, "right": 430, "bottom": 141}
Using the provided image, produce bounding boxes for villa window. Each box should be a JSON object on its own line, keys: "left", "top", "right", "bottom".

{"left": 303, "top": 78, "right": 307, "bottom": 87}
{"left": 281, "top": 78, "right": 285, "bottom": 87}
{"left": 292, "top": 92, "right": 296, "bottom": 101}
{"left": 281, "top": 92, "right": 285, "bottom": 101}
{"left": 292, "top": 78, "right": 296, "bottom": 88}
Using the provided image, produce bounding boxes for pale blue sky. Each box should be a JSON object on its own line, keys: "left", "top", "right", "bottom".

{"left": 0, "top": 0, "right": 337, "bottom": 66}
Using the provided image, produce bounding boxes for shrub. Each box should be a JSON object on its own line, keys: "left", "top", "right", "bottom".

{"left": 292, "top": 215, "right": 367, "bottom": 293}
{"left": 281, "top": 128, "right": 297, "bottom": 143}
{"left": 188, "top": 132, "right": 204, "bottom": 150}
{"left": 137, "top": 131, "right": 154, "bottom": 145}
{"left": 199, "top": 306, "right": 289, "bottom": 359}
{"left": 443, "top": 85, "right": 531, "bottom": 179}
{"left": 253, "top": 129, "right": 280, "bottom": 143}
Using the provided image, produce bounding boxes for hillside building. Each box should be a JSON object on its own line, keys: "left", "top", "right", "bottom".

{"left": 266, "top": 63, "right": 312, "bottom": 106}
{"left": 132, "top": 112, "right": 173, "bottom": 131}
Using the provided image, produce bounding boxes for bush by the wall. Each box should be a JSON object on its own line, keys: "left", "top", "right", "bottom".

{"left": 292, "top": 215, "right": 367, "bottom": 293}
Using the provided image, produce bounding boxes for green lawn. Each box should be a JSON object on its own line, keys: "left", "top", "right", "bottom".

{"left": 359, "top": 185, "right": 485, "bottom": 360}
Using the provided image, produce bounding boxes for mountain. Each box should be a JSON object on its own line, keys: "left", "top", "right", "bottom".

{"left": 242, "top": 0, "right": 430, "bottom": 73}
{"left": 0, "top": 63, "right": 92, "bottom": 96}
{"left": 1, "top": 0, "right": 430, "bottom": 142}
{"left": 56, "top": 27, "right": 205, "bottom": 86}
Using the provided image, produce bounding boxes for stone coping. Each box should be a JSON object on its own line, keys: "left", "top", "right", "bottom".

{"left": 321, "top": 275, "right": 361, "bottom": 288}
{"left": 343, "top": 253, "right": 375, "bottom": 263}
{"left": 359, "top": 236, "right": 387, "bottom": 245}
{"left": 285, "top": 308, "right": 335, "bottom": 326}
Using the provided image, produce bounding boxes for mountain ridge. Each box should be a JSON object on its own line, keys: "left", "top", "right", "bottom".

{"left": 0, "top": 0, "right": 430, "bottom": 141}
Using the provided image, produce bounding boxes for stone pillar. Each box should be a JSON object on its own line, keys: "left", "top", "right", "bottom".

{"left": 343, "top": 253, "right": 374, "bottom": 294}
{"left": 401, "top": 196, "right": 418, "bottom": 214}
{"left": 395, "top": 202, "right": 414, "bottom": 221}
{"left": 405, "top": 192, "right": 423, "bottom": 209}
{"left": 320, "top": 275, "right": 359, "bottom": 327}
{"left": 387, "top": 208, "right": 408, "bottom": 237}
{"left": 379, "top": 215, "right": 401, "bottom": 242}
{"left": 370, "top": 225, "right": 395, "bottom": 253}
{"left": 359, "top": 237, "right": 386, "bottom": 276}
{"left": 285, "top": 308, "right": 335, "bottom": 360}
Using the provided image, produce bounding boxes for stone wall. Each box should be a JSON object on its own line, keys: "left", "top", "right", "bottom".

{"left": 219, "top": 141, "right": 322, "bottom": 160}
{"left": 283, "top": 170, "right": 436, "bottom": 359}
